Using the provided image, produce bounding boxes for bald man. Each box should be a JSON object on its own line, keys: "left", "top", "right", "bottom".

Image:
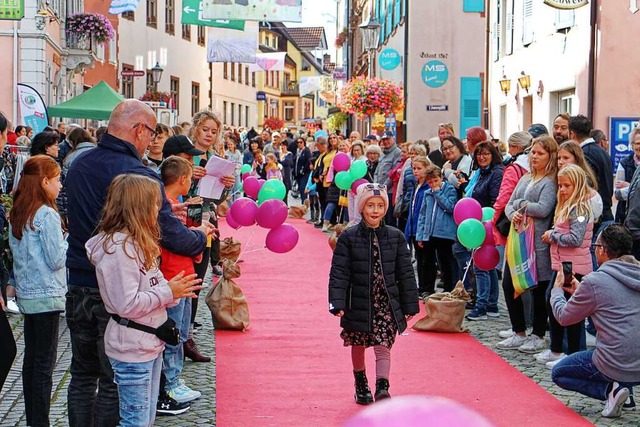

{"left": 349, "top": 131, "right": 362, "bottom": 144}
{"left": 64, "top": 100, "right": 214, "bottom": 425}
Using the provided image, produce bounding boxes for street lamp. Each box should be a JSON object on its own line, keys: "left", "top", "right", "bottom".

{"left": 359, "top": 14, "right": 381, "bottom": 78}
{"left": 151, "top": 62, "right": 164, "bottom": 91}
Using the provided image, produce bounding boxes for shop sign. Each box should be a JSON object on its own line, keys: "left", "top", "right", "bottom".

{"left": 543, "top": 0, "right": 589, "bottom": 10}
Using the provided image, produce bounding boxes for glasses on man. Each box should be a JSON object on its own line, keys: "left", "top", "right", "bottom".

{"left": 133, "top": 123, "right": 157, "bottom": 139}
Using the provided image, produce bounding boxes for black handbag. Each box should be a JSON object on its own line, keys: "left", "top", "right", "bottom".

{"left": 111, "top": 314, "right": 180, "bottom": 346}
{"left": 495, "top": 211, "right": 511, "bottom": 237}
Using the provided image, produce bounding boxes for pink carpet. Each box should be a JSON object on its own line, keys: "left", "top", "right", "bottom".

{"left": 215, "top": 218, "right": 591, "bottom": 426}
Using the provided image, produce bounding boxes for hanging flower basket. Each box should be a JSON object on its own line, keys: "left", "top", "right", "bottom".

{"left": 335, "top": 29, "right": 348, "bottom": 48}
{"left": 66, "top": 13, "right": 115, "bottom": 44}
{"left": 139, "top": 91, "right": 172, "bottom": 103}
{"left": 263, "top": 117, "right": 284, "bottom": 131}
{"left": 338, "top": 76, "right": 404, "bottom": 118}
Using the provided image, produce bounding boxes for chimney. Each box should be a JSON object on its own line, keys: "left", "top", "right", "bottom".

{"left": 323, "top": 53, "right": 331, "bottom": 66}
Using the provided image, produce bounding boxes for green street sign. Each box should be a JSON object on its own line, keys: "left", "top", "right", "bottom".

{"left": 0, "top": 0, "right": 24, "bottom": 20}
{"left": 181, "top": 0, "right": 244, "bottom": 30}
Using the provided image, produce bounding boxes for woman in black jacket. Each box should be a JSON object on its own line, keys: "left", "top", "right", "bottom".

{"left": 329, "top": 184, "right": 419, "bottom": 405}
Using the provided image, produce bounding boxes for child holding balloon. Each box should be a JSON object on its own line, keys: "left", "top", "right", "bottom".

{"left": 329, "top": 183, "right": 419, "bottom": 405}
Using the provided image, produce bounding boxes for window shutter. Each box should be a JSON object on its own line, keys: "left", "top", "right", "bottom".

{"left": 555, "top": 9, "right": 575, "bottom": 31}
{"left": 492, "top": 1, "right": 500, "bottom": 62}
{"left": 463, "top": 0, "right": 484, "bottom": 13}
{"left": 505, "top": 0, "right": 514, "bottom": 55}
{"left": 460, "top": 77, "right": 482, "bottom": 139}
{"left": 522, "top": 0, "right": 534, "bottom": 46}
{"left": 394, "top": 0, "right": 401, "bottom": 26}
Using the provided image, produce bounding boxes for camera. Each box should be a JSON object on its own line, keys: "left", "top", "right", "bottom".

{"left": 186, "top": 204, "right": 203, "bottom": 227}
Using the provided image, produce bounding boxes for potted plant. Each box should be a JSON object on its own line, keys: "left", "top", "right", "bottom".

{"left": 338, "top": 76, "right": 404, "bottom": 118}
{"left": 139, "top": 91, "right": 172, "bottom": 103}
{"left": 66, "top": 12, "right": 115, "bottom": 45}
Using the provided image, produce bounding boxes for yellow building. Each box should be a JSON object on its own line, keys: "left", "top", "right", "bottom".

{"left": 256, "top": 23, "right": 332, "bottom": 133}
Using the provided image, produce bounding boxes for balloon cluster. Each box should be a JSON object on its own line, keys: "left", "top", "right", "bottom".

{"left": 454, "top": 199, "right": 500, "bottom": 270}
{"left": 331, "top": 153, "right": 369, "bottom": 193}
{"left": 226, "top": 166, "right": 299, "bottom": 254}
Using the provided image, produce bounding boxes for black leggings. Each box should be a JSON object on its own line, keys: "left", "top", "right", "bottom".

{"left": 502, "top": 263, "right": 549, "bottom": 337}
{"left": 0, "top": 308, "right": 16, "bottom": 392}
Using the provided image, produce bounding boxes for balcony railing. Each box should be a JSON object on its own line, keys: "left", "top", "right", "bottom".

{"left": 282, "top": 81, "right": 299, "bottom": 96}
{"left": 66, "top": 34, "right": 98, "bottom": 55}
{"left": 65, "top": 34, "right": 98, "bottom": 72}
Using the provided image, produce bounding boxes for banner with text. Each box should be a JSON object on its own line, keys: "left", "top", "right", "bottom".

{"left": 17, "top": 84, "right": 49, "bottom": 134}
{"left": 182, "top": 0, "right": 245, "bottom": 29}
{"left": 201, "top": 0, "right": 301, "bottom": 22}
{"left": 109, "top": 0, "right": 141, "bottom": 14}
{"left": 609, "top": 116, "right": 639, "bottom": 171}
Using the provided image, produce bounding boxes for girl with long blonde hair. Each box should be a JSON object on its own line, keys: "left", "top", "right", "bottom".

{"left": 87, "top": 174, "right": 201, "bottom": 426}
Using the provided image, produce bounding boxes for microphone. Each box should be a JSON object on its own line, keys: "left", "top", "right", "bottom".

{"left": 199, "top": 158, "right": 207, "bottom": 168}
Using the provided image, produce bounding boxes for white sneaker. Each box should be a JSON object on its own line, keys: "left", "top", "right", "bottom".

{"left": 534, "top": 349, "right": 565, "bottom": 364}
{"left": 586, "top": 333, "right": 597, "bottom": 348}
{"left": 6, "top": 298, "right": 20, "bottom": 314}
{"left": 545, "top": 356, "right": 566, "bottom": 370}
{"left": 168, "top": 384, "right": 201, "bottom": 404}
{"left": 518, "top": 335, "right": 547, "bottom": 354}
{"left": 496, "top": 334, "right": 528, "bottom": 350}
{"left": 602, "top": 382, "right": 630, "bottom": 418}
{"left": 498, "top": 329, "right": 515, "bottom": 339}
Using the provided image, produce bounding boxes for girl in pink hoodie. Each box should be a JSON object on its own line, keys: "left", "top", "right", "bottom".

{"left": 86, "top": 174, "right": 201, "bottom": 427}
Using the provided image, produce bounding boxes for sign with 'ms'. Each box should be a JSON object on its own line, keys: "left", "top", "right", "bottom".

{"left": 543, "top": 0, "right": 589, "bottom": 10}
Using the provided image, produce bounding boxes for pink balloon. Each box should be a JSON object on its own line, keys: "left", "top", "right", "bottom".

{"left": 241, "top": 172, "right": 250, "bottom": 181}
{"left": 258, "top": 178, "right": 266, "bottom": 187}
{"left": 453, "top": 198, "right": 483, "bottom": 225}
{"left": 228, "top": 197, "right": 258, "bottom": 227}
{"left": 243, "top": 176, "right": 261, "bottom": 199}
{"left": 225, "top": 209, "right": 242, "bottom": 229}
{"left": 332, "top": 152, "right": 351, "bottom": 172}
{"left": 256, "top": 199, "right": 288, "bottom": 229}
{"left": 344, "top": 395, "right": 494, "bottom": 427}
{"left": 473, "top": 244, "right": 500, "bottom": 271}
{"left": 351, "top": 178, "right": 369, "bottom": 194}
{"left": 265, "top": 224, "right": 299, "bottom": 254}
{"left": 483, "top": 221, "right": 495, "bottom": 246}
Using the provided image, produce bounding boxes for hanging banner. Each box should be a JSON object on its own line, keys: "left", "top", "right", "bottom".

{"left": 109, "top": 0, "right": 141, "bottom": 14}
{"left": 543, "top": 0, "right": 588, "bottom": 10}
{"left": 207, "top": 21, "right": 258, "bottom": 63}
{"left": 201, "top": 0, "right": 302, "bottom": 23}
{"left": 182, "top": 0, "right": 245, "bottom": 29}
{"left": 17, "top": 84, "right": 49, "bottom": 135}
{"left": 299, "top": 76, "right": 323, "bottom": 97}
{"left": 245, "top": 52, "right": 287, "bottom": 72}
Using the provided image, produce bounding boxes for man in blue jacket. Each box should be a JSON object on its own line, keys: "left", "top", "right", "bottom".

{"left": 65, "top": 99, "right": 214, "bottom": 425}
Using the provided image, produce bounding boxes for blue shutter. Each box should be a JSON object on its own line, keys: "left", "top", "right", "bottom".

{"left": 463, "top": 0, "right": 485, "bottom": 13}
{"left": 386, "top": 0, "right": 393, "bottom": 39}
{"left": 459, "top": 77, "right": 482, "bottom": 139}
{"left": 394, "top": 0, "right": 401, "bottom": 27}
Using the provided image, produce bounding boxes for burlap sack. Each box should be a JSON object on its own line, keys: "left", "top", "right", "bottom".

{"left": 216, "top": 200, "right": 229, "bottom": 217}
{"left": 205, "top": 260, "right": 249, "bottom": 331}
{"left": 412, "top": 281, "right": 471, "bottom": 333}
{"left": 288, "top": 205, "right": 308, "bottom": 218}
{"left": 219, "top": 237, "right": 241, "bottom": 262}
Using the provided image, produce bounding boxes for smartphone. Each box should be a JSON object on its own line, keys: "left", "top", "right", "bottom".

{"left": 561, "top": 261, "right": 573, "bottom": 287}
{"left": 186, "top": 204, "right": 203, "bottom": 228}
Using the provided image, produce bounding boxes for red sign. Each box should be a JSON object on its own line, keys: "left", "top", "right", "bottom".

{"left": 121, "top": 70, "right": 145, "bottom": 77}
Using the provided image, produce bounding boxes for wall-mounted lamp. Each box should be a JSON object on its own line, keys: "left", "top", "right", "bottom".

{"left": 518, "top": 71, "right": 531, "bottom": 93}
{"left": 499, "top": 75, "right": 511, "bottom": 96}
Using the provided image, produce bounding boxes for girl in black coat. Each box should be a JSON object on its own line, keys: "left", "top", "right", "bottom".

{"left": 328, "top": 183, "right": 419, "bottom": 405}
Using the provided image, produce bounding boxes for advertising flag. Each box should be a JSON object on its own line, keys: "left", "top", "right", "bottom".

{"left": 109, "top": 0, "right": 141, "bottom": 14}
{"left": 17, "top": 84, "right": 49, "bottom": 135}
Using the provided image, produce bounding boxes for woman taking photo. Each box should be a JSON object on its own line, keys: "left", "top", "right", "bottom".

{"left": 441, "top": 136, "right": 472, "bottom": 195}
{"left": 497, "top": 135, "right": 558, "bottom": 353}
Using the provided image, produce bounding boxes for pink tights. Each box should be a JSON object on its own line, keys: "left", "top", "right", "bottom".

{"left": 351, "top": 345, "right": 391, "bottom": 379}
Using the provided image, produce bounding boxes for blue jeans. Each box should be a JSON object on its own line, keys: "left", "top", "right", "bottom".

{"left": 473, "top": 266, "right": 499, "bottom": 313}
{"left": 552, "top": 349, "right": 639, "bottom": 400}
{"left": 110, "top": 355, "right": 163, "bottom": 427}
{"left": 163, "top": 298, "right": 191, "bottom": 390}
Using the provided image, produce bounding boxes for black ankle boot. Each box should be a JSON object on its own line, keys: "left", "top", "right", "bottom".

{"left": 353, "top": 371, "right": 374, "bottom": 405}
{"left": 375, "top": 378, "right": 390, "bottom": 401}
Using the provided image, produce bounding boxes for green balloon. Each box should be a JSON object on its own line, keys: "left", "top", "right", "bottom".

{"left": 237, "top": 183, "right": 243, "bottom": 192}
{"left": 349, "top": 160, "right": 368, "bottom": 180}
{"left": 257, "top": 179, "right": 286, "bottom": 204}
{"left": 457, "top": 219, "right": 486, "bottom": 250}
{"left": 335, "top": 171, "right": 354, "bottom": 190}
{"left": 482, "top": 207, "right": 495, "bottom": 222}
{"left": 241, "top": 164, "right": 252, "bottom": 174}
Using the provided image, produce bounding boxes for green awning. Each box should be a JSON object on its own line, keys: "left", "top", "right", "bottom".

{"left": 48, "top": 81, "right": 124, "bottom": 120}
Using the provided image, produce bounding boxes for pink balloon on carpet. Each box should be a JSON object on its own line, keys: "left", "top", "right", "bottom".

{"left": 225, "top": 209, "right": 242, "bottom": 230}
{"left": 351, "top": 178, "right": 369, "bottom": 194}
{"left": 343, "top": 395, "right": 495, "bottom": 427}
{"left": 483, "top": 221, "right": 495, "bottom": 246}
{"left": 333, "top": 152, "right": 351, "bottom": 172}
{"left": 473, "top": 244, "right": 500, "bottom": 271}
{"left": 265, "top": 224, "right": 299, "bottom": 253}
{"left": 243, "top": 176, "right": 261, "bottom": 199}
{"left": 453, "top": 198, "right": 483, "bottom": 225}
{"left": 256, "top": 199, "right": 288, "bottom": 229}
{"left": 228, "top": 197, "right": 258, "bottom": 227}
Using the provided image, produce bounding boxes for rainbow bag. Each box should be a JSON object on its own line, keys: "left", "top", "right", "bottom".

{"left": 505, "top": 217, "right": 538, "bottom": 297}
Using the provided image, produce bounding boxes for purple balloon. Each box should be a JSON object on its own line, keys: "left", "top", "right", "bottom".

{"left": 243, "top": 176, "right": 261, "bottom": 199}
{"left": 228, "top": 197, "right": 258, "bottom": 227}
{"left": 483, "top": 221, "right": 495, "bottom": 246}
{"left": 473, "top": 244, "right": 500, "bottom": 271}
{"left": 351, "top": 178, "right": 369, "bottom": 194}
{"left": 453, "top": 198, "right": 483, "bottom": 225}
{"left": 225, "top": 209, "right": 242, "bottom": 230}
{"left": 265, "top": 224, "right": 299, "bottom": 254}
{"left": 332, "top": 152, "right": 351, "bottom": 172}
{"left": 256, "top": 199, "right": 288, "bottom": 229}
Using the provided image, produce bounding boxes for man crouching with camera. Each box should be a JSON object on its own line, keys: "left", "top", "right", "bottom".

{"left": 550, "top": 224, "right": 640, "bottom": 419}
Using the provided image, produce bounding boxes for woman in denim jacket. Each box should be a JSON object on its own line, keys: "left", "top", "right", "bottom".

{"left": 9, "top": 155, "right": 67, "bottom": 427}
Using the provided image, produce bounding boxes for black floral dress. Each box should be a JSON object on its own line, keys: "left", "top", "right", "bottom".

{"left": 341, "top": 233, "right": 398, "bottom": 349}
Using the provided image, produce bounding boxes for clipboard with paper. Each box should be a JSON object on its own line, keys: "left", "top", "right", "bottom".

{"left": 197, "top": 156, "right": 236, "bottom": 200}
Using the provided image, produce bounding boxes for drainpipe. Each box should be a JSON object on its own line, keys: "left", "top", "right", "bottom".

{"left": 13, "top": 21, "right": 18, "bottom": 124}
{"left": 402, "top": 4, "right": 408, "bottom": 142}
{"left": 587, "top": 0, "right": 597, "bottom": 120}
{"left": 483, "top": 1, "right": 490, "bottom": 129}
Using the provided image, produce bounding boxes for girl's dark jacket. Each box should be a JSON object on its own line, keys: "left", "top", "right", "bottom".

{"left": 328, "top": 222, "right": 419, "bottom": 334}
